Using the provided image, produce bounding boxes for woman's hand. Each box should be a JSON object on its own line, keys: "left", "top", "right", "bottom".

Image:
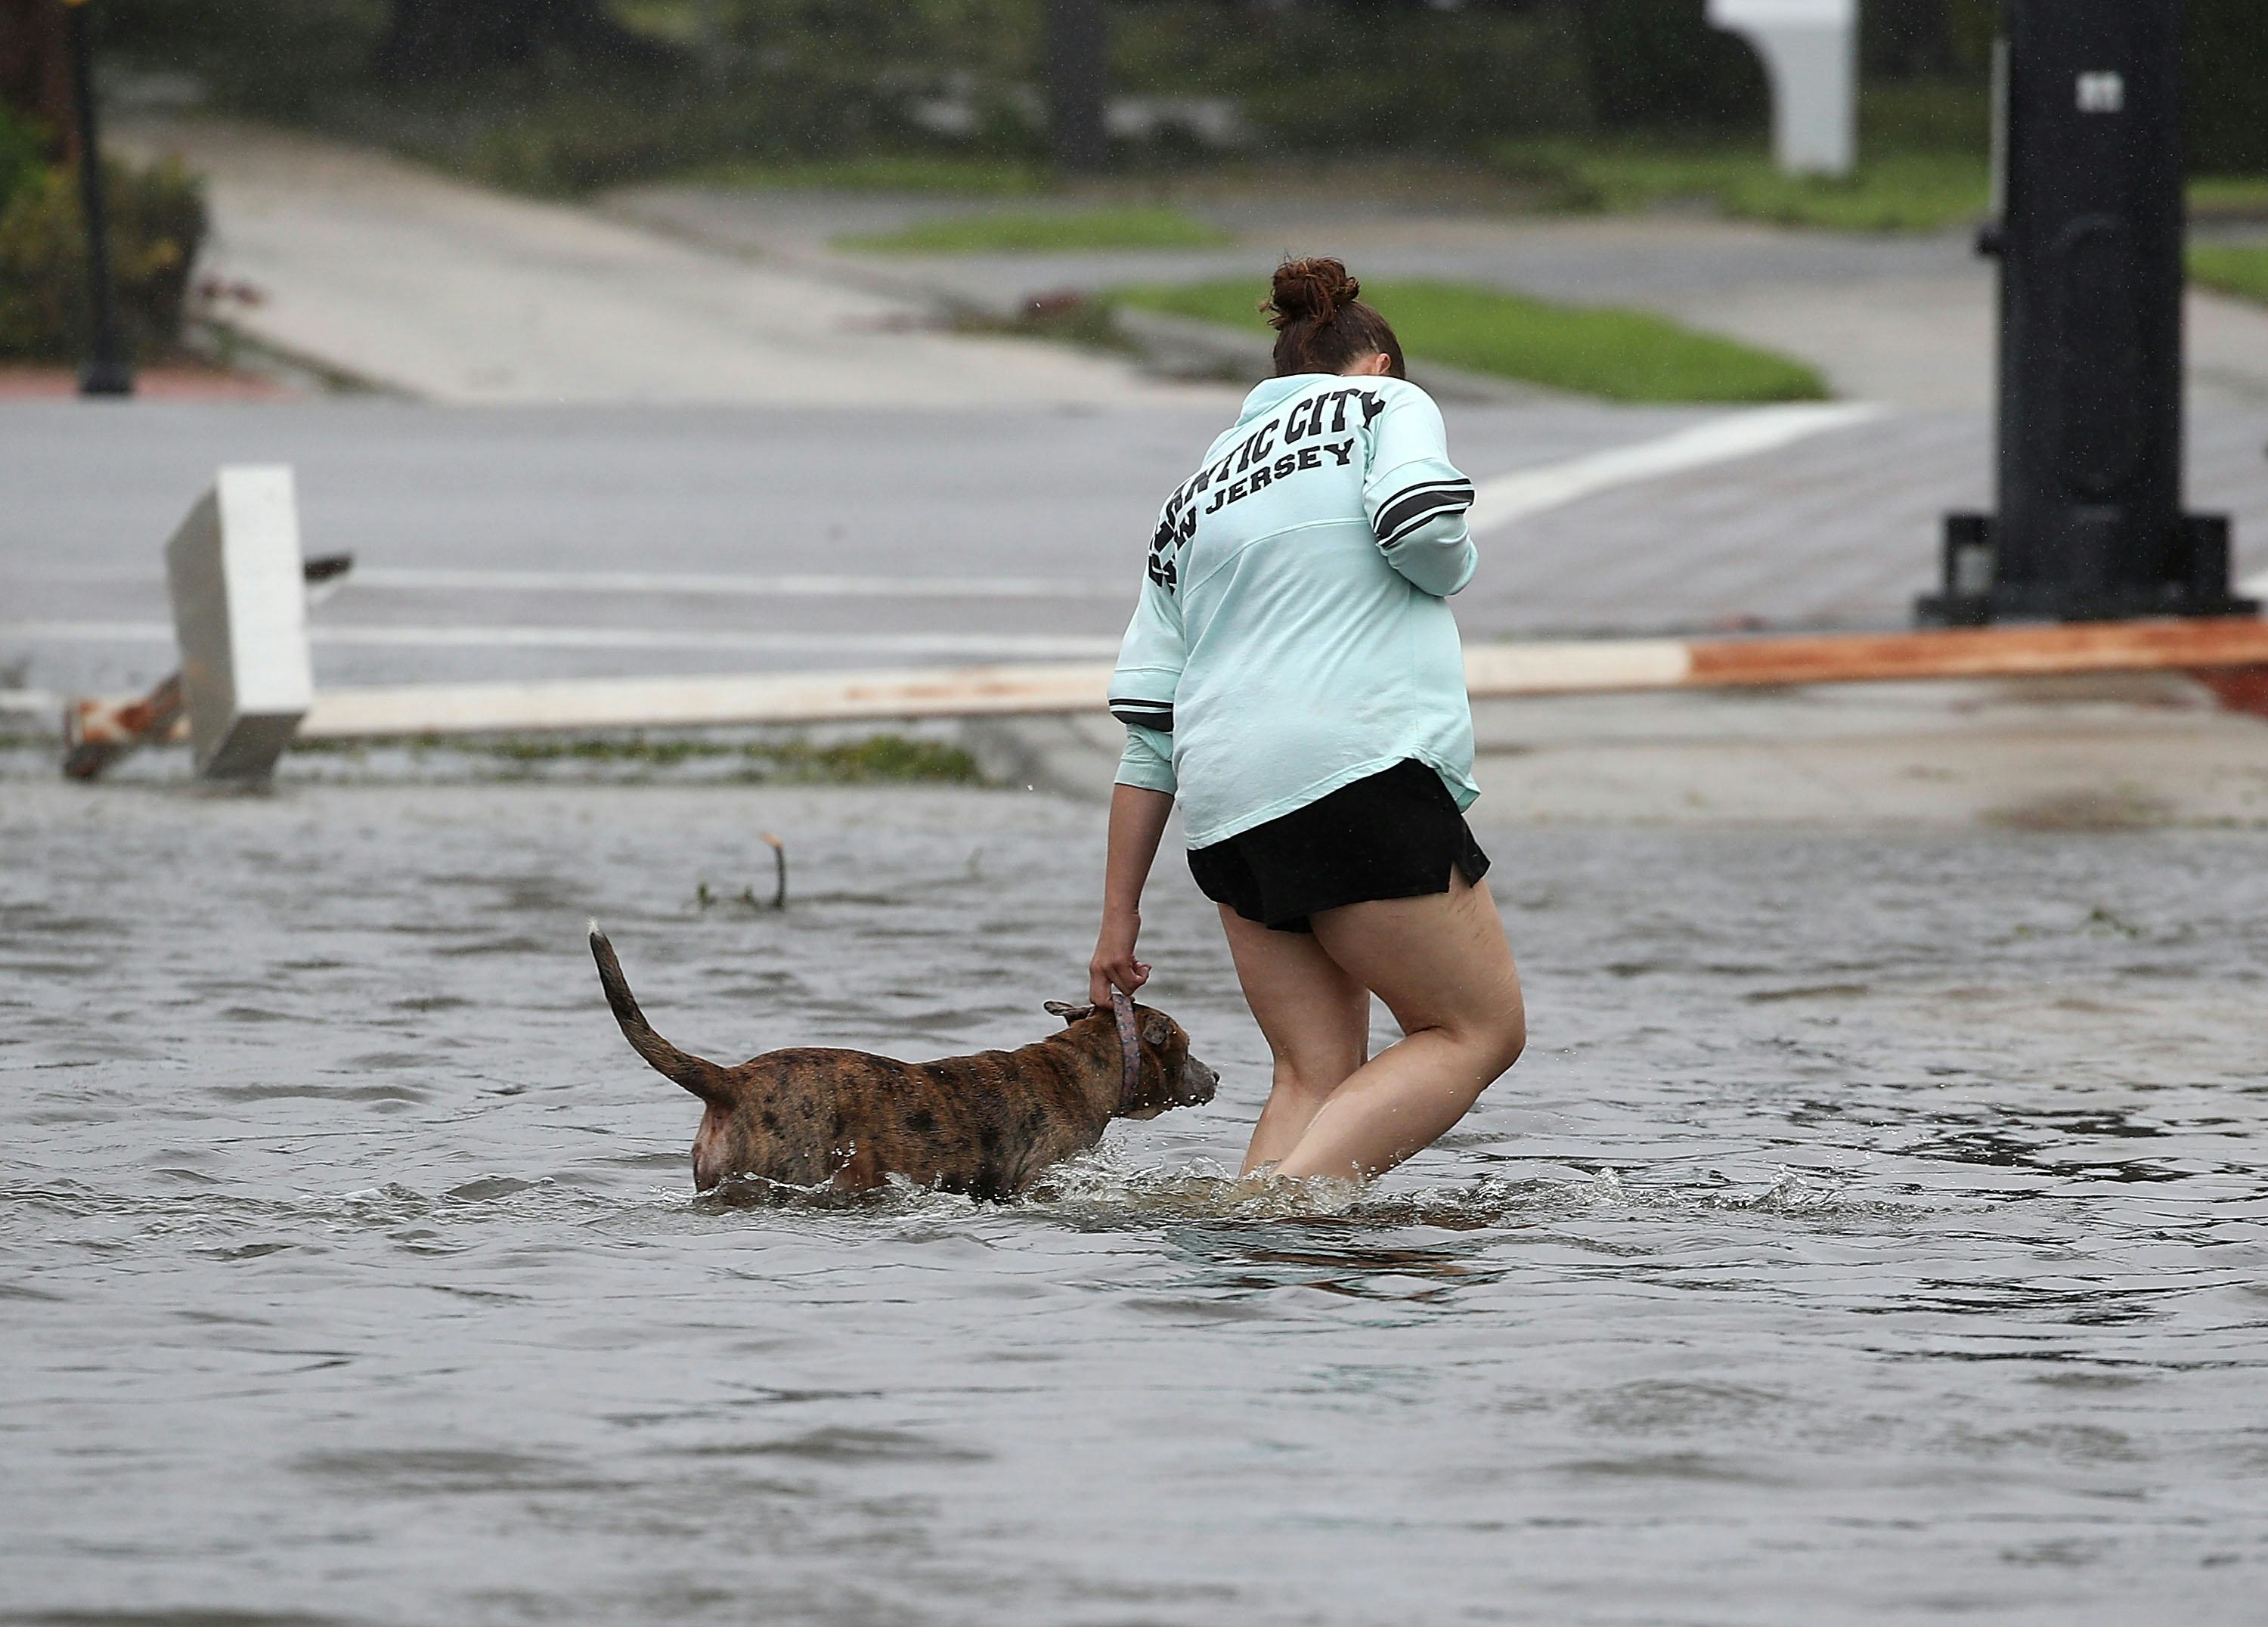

{"left": 1089, "top": 908, "right": 1151, "bottom": 1006}
{"left": 1091, "top": 784, "right": 1173, "bottom": 1006}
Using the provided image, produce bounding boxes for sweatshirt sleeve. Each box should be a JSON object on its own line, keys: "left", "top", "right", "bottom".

{"left": 1115, "top": 724, "right": 1176, "bottom": 795}
{"left": 1362, "top": 386, "right": 1477, "bottom": 598}
{"left": 1109, "top": 553, "right": 1184, "bottom": 795}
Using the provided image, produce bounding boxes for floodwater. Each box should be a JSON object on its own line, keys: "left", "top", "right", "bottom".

{"left": 4, "top": 767, "right": 2266, "bottom": 1625}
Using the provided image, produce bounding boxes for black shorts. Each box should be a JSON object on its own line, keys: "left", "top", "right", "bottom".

{"left": 1186, "top": 758, "right": 1491, "bottom": 934}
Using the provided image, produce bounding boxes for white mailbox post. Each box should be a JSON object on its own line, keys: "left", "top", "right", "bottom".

{"left": 163, "top": 465, "right": 314, "bottom": 781}
{"left": 1708, "top": 0, "right": 1858, "bottom": 178}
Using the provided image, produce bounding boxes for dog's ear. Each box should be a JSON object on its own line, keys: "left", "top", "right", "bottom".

{"left": 1141, "top": 1013, "right": 1173, "bottom": 1047}
{"left": 1044, "top": 1000, "right": 1095, "bottom": 1024}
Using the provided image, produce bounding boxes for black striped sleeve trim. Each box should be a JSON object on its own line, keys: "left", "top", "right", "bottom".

{"left": 1374, "top": 480, "right": 1476, "bottom": 547}
{"left": 1109, "top": 699, "right": 1175, "bottom": 731}
{"left": 1380, "top": 503, "right": 1470, "bottom": 550}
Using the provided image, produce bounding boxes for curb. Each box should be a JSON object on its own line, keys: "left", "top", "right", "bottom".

{"left": 594, "top": 194, "right": 1552, "bottom": 401}
{"left": 1110, "top": 307, "right": 1562, "bottom": 403}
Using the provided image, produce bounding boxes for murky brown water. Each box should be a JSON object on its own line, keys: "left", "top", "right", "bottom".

{"left": 4, "top": 766, "right": 2265, "bottom": 1625}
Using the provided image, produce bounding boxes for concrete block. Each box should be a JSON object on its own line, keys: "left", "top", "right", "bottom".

{"left": 163, "top": 466, "right": 313, "bottom": 781}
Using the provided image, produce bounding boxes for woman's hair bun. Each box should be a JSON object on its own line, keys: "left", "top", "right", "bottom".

{"left": 1265, "top": 256, "right": 1360, "bottom": 331}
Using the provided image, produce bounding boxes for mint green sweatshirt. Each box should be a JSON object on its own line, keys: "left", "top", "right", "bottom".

{"left": 1110, "top": 373, "right": 1479, "bottom": 849}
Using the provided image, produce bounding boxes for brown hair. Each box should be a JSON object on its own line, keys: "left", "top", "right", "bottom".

{"left": 1263, "top": 256, "right": 1406, "bottom": 380}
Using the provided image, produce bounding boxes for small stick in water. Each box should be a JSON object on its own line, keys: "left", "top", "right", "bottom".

{"left": 759, "top": 831, "right": 786, "bottom": 909}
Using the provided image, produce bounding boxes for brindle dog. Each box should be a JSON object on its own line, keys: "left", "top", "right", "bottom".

{"left": 590, "top": 927, "right": 1218, "bottom": 1199}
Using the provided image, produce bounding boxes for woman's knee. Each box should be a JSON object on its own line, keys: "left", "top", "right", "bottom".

{"left": 1269, "top": 1046, "right": 1364, "bottom": 1107}
{"left": 1490, "top": 1006, "right": 1526, "bottom": 1077}
{"left": 1440, "top": 1002, "right": 1525, "bottom": 1081}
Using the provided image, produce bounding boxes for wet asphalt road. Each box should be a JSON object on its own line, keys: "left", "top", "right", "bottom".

{"left": 2, "top": 395, "right": 2263, "bottom": 704}
{"left": 5, "top": 772, "right": 2266, "bottom": 1624}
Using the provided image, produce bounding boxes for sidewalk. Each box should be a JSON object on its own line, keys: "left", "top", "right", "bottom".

{"left": 113, "top": 118, "right": 1235, "bottom": 409}
{"left": 978, "top": 673, "right": 2268, "bottom": 830}
{"left": 92, "top": 115, "right": 2268, "bottom": 416}
{"left": 614, "top": 184, "right": 2268, "bottom": 414}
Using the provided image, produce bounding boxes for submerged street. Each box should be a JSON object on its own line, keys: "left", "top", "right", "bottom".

{"left": 5, "top": 779, "right": 2264, "bottom": 1623}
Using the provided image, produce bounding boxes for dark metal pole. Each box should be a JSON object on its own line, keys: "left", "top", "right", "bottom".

{"left": 1922, "top": 0, "right": 2248, "bottom": 624}
{"left": 64, "top": 0, "right": 135, "bottom": 398}
{"left": 1043, "top": 0, "right": 1108, "bottom": 176}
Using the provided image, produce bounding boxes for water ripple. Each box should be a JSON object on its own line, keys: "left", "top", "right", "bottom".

{"left": 4, "top": 783, "right": 2265, "bottom": 1624}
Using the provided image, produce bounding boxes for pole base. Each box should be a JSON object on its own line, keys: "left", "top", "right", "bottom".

{"left": 78, "top": 358, "right": 136, "bottom": 398}
{"left": 1918, "top": 512, "right": 2260, "bottom": 626}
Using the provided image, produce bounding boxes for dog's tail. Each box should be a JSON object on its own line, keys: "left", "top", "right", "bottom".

{"left": 588, "top": 922, "right": 736, "bottom": 1108}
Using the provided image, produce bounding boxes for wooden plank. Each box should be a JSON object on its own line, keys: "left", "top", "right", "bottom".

{"left": 1464, "top": 639, "right": 1693, "bottom": 696}
{"left": 63, "top": 674, "right": 183, "bottom": 779}
{"left": 72, "top": 618, "right": 2268, "bottom": 748}
{"left": 2191, "top": 666, "right": 2268, "bottom": 720}
{"left": 1683, "top": 617, "right": 2268, "bottom": 689}
{"left": 296, "top": 662, "right": 1114, "bottom": 738}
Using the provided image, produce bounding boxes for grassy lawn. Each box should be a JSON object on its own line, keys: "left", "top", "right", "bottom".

{"left": 1114, "top": 278, "right": 1829, "bottom": 404}
{"left": 1498, "top": 141, "right": 2268, "bottom": 236}
{"left": 838, "top": 205, "right": 1235, "bottom": 255}
{"left": 681, "top": 154, "right": 1049, "bottom": 197}
{"left": 2190, "top": 176, "right": 2268, "bottom": 221}
{"left": 2190, "top": 243, "right": 2268, "bottom": 305}
{"left": 296, "top": 732, "right": 987, "bottom": 784}
{"left": 1494, "top": 141, "right": 1991, "bottom": 233}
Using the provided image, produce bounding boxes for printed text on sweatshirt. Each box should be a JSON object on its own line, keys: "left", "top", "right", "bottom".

{"left": 1109, "top": 373, "right": 1480, "bottom": 849}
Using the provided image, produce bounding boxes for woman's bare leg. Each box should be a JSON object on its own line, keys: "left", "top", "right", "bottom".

{"left": 1216, "top": 906, "right": 1372, "bottom": 1173}
{"left": 1272, "top": 872, "right": 1526, "bottom": 1182}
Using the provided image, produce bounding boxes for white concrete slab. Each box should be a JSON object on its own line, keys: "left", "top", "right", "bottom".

{"left": 163, "top": 465, "right": 311, "bottom": 779}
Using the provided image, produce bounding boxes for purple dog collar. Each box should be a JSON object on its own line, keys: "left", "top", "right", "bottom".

{"left": 1110, "top": 987, "right": 1142, "bottom": 1112}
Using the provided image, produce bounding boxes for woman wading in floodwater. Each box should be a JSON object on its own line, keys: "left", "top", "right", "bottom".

{"left": 1089, "top": 257, "right": 1526, "bottom": 1182}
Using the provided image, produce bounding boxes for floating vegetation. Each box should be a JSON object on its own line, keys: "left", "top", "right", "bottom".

{"left": 287, "top": 730, "right": 990, "bottom": 786}
{"left": 2084, "top": 906, "right": 2146, "bottom": 940}
{"left": 695, "top": 832, "right": 789, "bottom": 914}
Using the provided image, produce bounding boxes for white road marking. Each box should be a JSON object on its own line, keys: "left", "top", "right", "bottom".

{"left": 355, "top": 568, "right": 1131, "bottom": 600}
{"left": 0, "top": 621, "right": 1121, "bottom": 659}
{"left": 11, "top": 566, "right": 1128, "bottom": 600}
{"left": 1467, "top": 401, "right": 1888, "bottom": 538}
{"left": 10, "top": 408, "right": 1888, "bottom": 624}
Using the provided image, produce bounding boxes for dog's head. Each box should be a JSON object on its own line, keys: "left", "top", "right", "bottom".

{"left": 1043, "top": 999, "right": 1219, "bottom": 1119}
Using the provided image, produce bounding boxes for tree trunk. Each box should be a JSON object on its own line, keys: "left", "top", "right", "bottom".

{"left": 372, "top": 0, "right": 670, "bottom": 82}
{"left": 1863, "top": 0, "right": 1957, "bottom": 81}
{"left": 0, "top": 0, "right": 77, "bottom": 162}
{"left": 1574, "top": 0, "right": 1769, "bottom": 132}
{"left": 1043, "top": 0, "right": 1109, "bottom": 175}
{"left": 2189, "top": 0, "right": 2268, "bottom": 173}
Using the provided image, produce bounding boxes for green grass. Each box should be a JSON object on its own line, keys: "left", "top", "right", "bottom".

{"left": 2190, "top": 243, "right": 2268, "bottom": 305}
{"left": 1495, "top": 141, "right": 1991, "bottom": 233}
{"left": 296, "top": 732, "right": 988, "bottom": 784}
{"left": 1496, "top": 138, "right": 2268, "bottom": 237}
{"left": 683, "top": 154, "right": 1050, "bottom": 197}
{"left": 838, "top": 206, "right": 1235, "bottom": 256}
{"left": 2190, "top": 175, "right": 2268, "bottom": 221}
{"left": 474, "top": 733, "right": 987, "bottom": 783}
{"left": 1114, "top": 278, "right": 1829, "bottom": 404}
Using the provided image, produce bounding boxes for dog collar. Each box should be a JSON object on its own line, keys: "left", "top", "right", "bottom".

{"left": 1110, "top": 987, "right": 1142, "bottom": 1113}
